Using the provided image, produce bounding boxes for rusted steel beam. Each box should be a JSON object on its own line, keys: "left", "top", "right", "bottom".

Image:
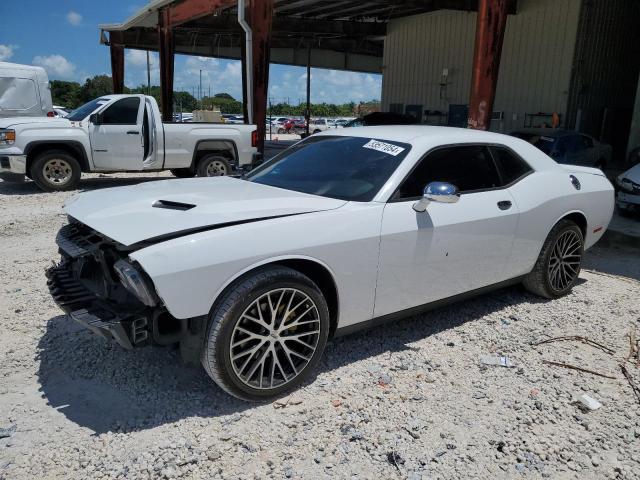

{"left": 158, "top": 8, "right": 175, "bottom": 122}
{"left": 109, "top": 43, "right": 125, "bottom": 94}
{"left": 248, "top": 0, "right": 274, "bottom": 153}
{"left": 467, "top": 0, "right": 508, "bottom": 130}
{"left": 169, "top": 0, "right": 235, "bottom": 26}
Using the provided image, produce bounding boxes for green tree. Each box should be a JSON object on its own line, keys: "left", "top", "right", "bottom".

{"left": 50, "top": 80, "right": 82, "bottom": 108}
{"left": 79, "top": 75, "right": 116, "bottom": 103}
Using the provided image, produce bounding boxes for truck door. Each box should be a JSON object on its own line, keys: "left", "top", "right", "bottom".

{"left": 89, "top": 96, "right": 144, "bottom": 170}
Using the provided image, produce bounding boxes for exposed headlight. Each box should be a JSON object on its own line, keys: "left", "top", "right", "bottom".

{"left": 617, "top": 176, "right": 639, "bottom": 193}
{"left": 114, "top": 259, "right": 158, "bottom": 306}
{"left": 0, "top": 129, "right": 16, "bottom": 146}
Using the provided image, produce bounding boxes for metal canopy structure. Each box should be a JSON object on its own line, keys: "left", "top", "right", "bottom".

{"left": 99, "top": 0, "right": 517, "bottom": 151}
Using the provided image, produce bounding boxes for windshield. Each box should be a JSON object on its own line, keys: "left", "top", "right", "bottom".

{"left": 512, "top": 132, "right": 556, "bottom": 155}
{"left": 66, "top": 97, "right": 109, "bottom": 121}
{"left": 246, "top": 136, "right": 411, "bottom": 201}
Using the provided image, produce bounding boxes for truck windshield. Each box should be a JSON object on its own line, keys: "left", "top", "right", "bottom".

{"left": 66, "top": 98, "right": 109, "bottom": 121}
{"left": 246, "top": 136, "right": 411, "bottom": 201}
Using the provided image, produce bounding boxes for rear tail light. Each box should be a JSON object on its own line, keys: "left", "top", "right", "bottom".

{"left": 47, "top": 111, "right": 55, "bottom": 117}
{"left": 251, "top": 130, "right": 258, "bottom": 148}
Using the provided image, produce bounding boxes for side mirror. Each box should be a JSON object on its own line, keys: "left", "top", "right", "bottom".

{"left": 89, "top": 113, "right": 103, "bottom": 125}
{"left": 413, "top": 181, "right": 460, "bottom": 212}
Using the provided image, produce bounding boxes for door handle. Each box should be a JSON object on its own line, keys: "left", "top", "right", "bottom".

{"left": 127, "top": 131, "right": 140, "bottom": 135}
{"left": 497, "top": 200, "right": 512, "bottom": 210}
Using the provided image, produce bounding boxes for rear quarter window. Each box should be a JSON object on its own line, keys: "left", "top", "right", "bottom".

{"left": 490, "top": 146, "right": 533, "bottom": 185}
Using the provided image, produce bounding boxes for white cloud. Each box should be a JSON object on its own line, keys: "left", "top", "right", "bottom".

{"left": 66, "top": 11, "right": 82, "bottom": 26}
{"left": 0, "top": 44, "right": 15, "bottom": 61}
{"left": 127, "top": 49, "right": 154, "bottom": 67}
{"left": 33, "top": 54, "right": 76, "bottom": 79}
{"left": 269, "top": 68, "right": 381, "bottom": 104}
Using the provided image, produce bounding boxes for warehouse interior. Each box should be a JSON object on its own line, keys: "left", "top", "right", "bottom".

{"left": 100, "top": 0, "right": 640, "bottom": 162}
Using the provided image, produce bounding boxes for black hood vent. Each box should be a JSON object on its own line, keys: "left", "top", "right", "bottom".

{"left": 152, "top": 200, "right": 196, "bottom": 211}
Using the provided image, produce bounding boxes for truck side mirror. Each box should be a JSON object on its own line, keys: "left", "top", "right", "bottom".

{"left": 89, "top": 113, "right": 103, "bottom": 125}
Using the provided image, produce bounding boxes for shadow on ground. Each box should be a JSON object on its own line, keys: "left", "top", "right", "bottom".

{"left": 0, "top": 175, "right": 170, "bottom": 196}
{"left": 36, "top": 285, "right": 541, "bottom": 434}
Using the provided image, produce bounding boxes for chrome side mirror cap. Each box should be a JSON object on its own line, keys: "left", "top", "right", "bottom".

{"left": 413, "top": 181, "right": 460, "bottom": 212}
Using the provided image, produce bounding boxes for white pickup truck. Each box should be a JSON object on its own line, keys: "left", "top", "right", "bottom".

{"left": 0, "top": 94, "right": 259, "bottom": 191}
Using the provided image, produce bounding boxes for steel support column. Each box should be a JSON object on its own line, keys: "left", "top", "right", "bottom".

{"left": 248, "top": 0, "right": 274, "bottom": 153}
{"left": 305, "top": 46, "right": 311, "bottom": 136}
{"left": 158, "top": 8, "right": 175, "bottom": 122}
{"left": 241, "top": 40, "right": 249, "bottom": 123}
{"left": 109, "top": 41, "right": 125, "bottom": 94}
{"left": 467, "top": 0, "right": 508, "bottom": 130}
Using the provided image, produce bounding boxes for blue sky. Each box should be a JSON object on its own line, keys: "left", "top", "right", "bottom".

{"left": 0, "top": 1, "right": 381, "bottom": 105}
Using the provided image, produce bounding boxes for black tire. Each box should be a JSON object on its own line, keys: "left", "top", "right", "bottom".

{"left": 30, "top": 150, "right": 81, "bottom": 191}
{"left": 523, "top": 219, "right": 584, "bottom": 299}
{"left": 202, "top": 266, "right": 330, "bottom": 401}
{"left": 277, "top": 128, "right": 286, "bottom": 134}
{"left": 313, "top": 129, "right": 321, "bottom": 134}
{"left": 170, "top": 168, "right": 195, "bottom": 178}
{"left": 196, "top": 154, "right": 232, "bottom": 177}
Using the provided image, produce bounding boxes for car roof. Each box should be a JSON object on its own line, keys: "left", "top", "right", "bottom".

{"left": 317, "top": 125, "right": 521, "bottom": 144}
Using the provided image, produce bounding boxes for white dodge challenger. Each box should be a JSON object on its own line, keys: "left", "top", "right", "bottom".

{"left": 47, "top": 126, "right": 614, "bottom": 400}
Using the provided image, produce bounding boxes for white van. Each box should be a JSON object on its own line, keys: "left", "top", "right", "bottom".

{"left": 0, "top": 62, "right": 53, "bottom": 118}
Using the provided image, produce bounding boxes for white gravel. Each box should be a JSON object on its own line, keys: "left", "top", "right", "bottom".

{"left": 1, "top": 174, "right": 640, "bottom": 480}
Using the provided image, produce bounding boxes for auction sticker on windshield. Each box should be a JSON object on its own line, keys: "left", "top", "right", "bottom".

{"left": 363, "top": 139, "right": 406, "bottom": 156}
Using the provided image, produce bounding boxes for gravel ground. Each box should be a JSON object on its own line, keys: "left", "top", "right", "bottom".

{"left": 1, "top": 174, "right": 640, "bottom": 480}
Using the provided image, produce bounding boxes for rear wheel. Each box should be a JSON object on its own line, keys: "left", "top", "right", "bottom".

{"left": 202, "top": 266, "right": 330, "bottom": 401}
{"left": 277, "top": 128, "right": 286, "bottom": 134}
{"left": 30, "top": 150, "right": 81, "bottom": 191}
{"left": 197, "top": 155, "right": 232, "bottom": 177}
{"left": 523, "top": 219, "right": 584, "bottom": 299}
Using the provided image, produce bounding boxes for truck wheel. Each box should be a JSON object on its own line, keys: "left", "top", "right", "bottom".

{"left": 202, "top": 266, "right": 330, "bottom": 401}
{"left": 523, "top": 219, "right": 584, "bottom": 299}
{"left": 170, "top": 168, "right": 195, "bottom": 178}
{"left": 30, "top": 150, "right": 81, "bottom": 192}
{"left": 197, "top": 155, "right": 232, "bottom": 177}
{"left": 277, "top": 128, "right": 286, "bottom": 134}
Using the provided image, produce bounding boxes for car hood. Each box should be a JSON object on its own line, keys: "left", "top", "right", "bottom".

{"left": 0, "top": 116, "right": 71, "bottom": 128}
{"left": 64, "top": 177, "right": 347, "bottom": 246}
{"left": 619, "top": 163, "right": 640, "bottom": 183}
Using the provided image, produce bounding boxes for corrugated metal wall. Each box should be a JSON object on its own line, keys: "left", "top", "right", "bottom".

{"left": 381, "top": 0, "right": 582, "bottom": 133}
{"left": 565, "top": 0, "right": 640, "bottom": 159}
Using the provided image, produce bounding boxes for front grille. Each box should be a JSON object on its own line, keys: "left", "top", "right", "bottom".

{"left": 46, "top": 263, "right": 96, "bottom": 312}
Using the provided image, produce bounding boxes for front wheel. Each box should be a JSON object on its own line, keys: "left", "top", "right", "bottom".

{"left": 197, "top": 155, "right": 232, "bottom": 177}
{"left": 523, "top": 219, "right": 584, "bottom": 299}
{"left": 202, "top": 266, "right": 330, "bottom": 401}
{"left": 30, "top": 150, "right": 81, "bottom": 191}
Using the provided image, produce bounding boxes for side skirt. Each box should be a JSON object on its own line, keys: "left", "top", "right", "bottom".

{"left": 334, "top": 276, "right": 526, "bottom": 338}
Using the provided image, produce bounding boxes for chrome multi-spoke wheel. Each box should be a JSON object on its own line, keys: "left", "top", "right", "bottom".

{"left": 230, "top": 288, "right": 320, "bottom": 389}
{"left": 202, "top": 266, "right": 330, "bottom": 401}
{"left": 523, "top": 219, "right": 584, "bottom": 299}
{"left": 548, "top": 230, "right": 582, "bottom": 292}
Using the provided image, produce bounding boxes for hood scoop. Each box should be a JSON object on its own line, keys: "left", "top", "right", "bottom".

{"left": 152, "top": 200, "right": 196, "bottom": 211}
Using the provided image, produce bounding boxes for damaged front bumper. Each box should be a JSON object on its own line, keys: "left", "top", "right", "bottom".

{"left": 46, "top": 262, "right": 150, "bottom": 350}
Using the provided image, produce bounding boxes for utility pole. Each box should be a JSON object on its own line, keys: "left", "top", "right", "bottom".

{"left": 199, "top": 69, "right": 202, "bottom": 108}
{"left": 146, "top": 51, "right": 151, "bottom": 95}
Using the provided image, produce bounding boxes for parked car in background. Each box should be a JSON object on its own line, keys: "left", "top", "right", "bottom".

{"left": 222, "top": 114, "right": 245, "bottom": 124}
{"left": 53, "top": 105, "right": 69, "bottom": 118}
{"left": 0, "top": 61, "right": 54, "bottom": 118}
{"left": 616, "top": 162, "right": 640, "bottom": 214}
{"left": 310, "top": 118, "right": 336, "bottom": 133}
{"left": 344, "top": 112, "right": 418, "bottom": 128}
{"left": 510, "top": 129, "right": 611, "bottom": 170}
{"left": 0, "top": 94, "right": 258, "bottom": 190}
{"left": 45, "top": 126, "right": 613, "bottom": 401}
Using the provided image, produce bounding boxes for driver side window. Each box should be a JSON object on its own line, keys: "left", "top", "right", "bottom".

{"left": 101, "top": 97, "right": 140, "bottom": 125}
{"left": 394, "top": 145, "right": 501, "bottom": 200}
